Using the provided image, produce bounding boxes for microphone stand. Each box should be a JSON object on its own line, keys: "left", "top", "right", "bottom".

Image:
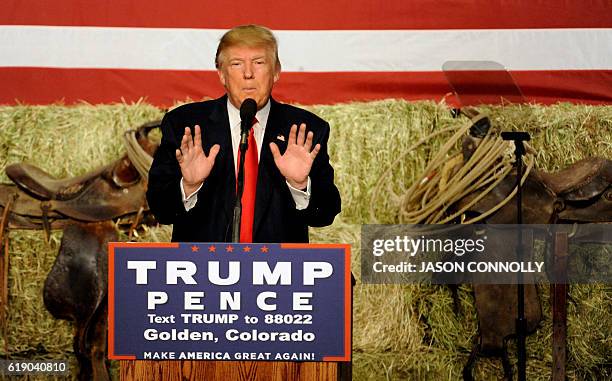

{"left": 231, "top": 127, "right": 250, "bottom": 242}
{"left": 501, "top": 131, "right": 530, "bottom": 381}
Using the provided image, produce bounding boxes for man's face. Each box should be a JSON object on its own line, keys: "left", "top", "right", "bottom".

{"left": 217, "top": 45, "right": 280, "bottom": 110}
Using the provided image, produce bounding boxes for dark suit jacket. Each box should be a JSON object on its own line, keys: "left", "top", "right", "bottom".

{"left": 146, "top": 95, "right": 341, "bottom": 243}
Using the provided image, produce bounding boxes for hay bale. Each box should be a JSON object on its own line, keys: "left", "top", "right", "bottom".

{"left": 0, "top": 102, "right": 162, "bottom": 183}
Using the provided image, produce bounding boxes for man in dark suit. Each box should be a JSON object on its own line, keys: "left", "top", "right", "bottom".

{"left": 147, "top": 24, "right": 341, "bottom": 243}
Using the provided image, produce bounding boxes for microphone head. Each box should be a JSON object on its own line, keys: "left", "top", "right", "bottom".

{"left": 501, "top": 131, "right": 530, "bottom": 142}
{"left": 240, "top": 98, "right": 257, "bottom": 123}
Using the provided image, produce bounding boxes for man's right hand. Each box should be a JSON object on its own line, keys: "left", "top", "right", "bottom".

{"left": 175, "top": 125, "right": 220, "bottom": 195}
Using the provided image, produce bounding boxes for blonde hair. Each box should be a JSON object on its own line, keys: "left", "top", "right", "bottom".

{"left": 215, "top": 24, "right": 280, "bottom": 69}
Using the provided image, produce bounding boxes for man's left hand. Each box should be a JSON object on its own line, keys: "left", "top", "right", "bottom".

{"left": 270, "top": 123, "right": 320, "bottom": 189}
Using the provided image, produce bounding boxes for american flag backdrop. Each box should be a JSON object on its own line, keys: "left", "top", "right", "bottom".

{"left": 1, "top": 0, "right": 611, "bottom": 106}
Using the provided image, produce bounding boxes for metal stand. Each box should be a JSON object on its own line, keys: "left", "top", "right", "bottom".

{"left": 231, "top": 130, "right": 250, "bottom": 242}
{"left": 501, "top": 131, "right": 530, "bottom": 381}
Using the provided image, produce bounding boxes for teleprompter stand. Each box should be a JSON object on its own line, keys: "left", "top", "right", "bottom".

{"left": 501, "top": 131, "right": 530, "bottom": 381}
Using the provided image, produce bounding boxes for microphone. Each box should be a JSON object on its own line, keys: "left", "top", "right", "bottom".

{"left": 501, "top": 131, "right": 530, "bottom": 157}
{"left": 240, "top": 98, "right": 257, "bottom": 136}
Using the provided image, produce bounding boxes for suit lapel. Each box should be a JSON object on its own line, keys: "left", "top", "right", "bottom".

{"left": 206, "top": 95, "right": 236, "bottom": 227}
{"left": 253, "top": 98, "right": 284, "bottom": 237}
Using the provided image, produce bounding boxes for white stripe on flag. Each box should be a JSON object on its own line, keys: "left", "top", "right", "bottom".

{"left": 1, "top": 26, "right": 611, "bottom": 71}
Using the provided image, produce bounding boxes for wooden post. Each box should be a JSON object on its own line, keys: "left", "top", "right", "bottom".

{"left": 551, "top": 232, "right": 568, "bottom": 381}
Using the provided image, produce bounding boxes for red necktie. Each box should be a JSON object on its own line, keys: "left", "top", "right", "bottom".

{"left": 237, "top": 119, "right": 258, "bottom": 242}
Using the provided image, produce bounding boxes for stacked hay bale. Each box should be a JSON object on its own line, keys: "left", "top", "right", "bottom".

{"left": 0, "top": 100, "right": 610, "bottom": 380}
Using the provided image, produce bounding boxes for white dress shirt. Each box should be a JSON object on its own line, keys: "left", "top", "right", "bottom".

{"left": 181, "top": 99, "right": 311, "bottom": 211}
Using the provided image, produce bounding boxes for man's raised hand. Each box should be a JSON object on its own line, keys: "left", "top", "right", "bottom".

{"left": 270, "top": 123, "right": 320, "bottom": 190}
{"left": 175, "top": 125, "right": 220, "bottom": 195}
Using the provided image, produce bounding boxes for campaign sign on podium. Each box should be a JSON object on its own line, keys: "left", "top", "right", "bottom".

{"left": 108, "top": 242, "right": 351, "bottom": 362}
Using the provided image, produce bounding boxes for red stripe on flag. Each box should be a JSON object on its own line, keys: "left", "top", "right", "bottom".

{"left": 3, "top": 1, "right": 611, "bottom": 30}
{"left": 1, "top": 68, "right": 610, "bottom": 106}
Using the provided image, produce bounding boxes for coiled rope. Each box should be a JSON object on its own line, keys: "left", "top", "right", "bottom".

{"left": 371, "top": 116, "right": 534, "bottom": 224}
{"left": 123, "top": 121, "right": 161, "bottom": 180}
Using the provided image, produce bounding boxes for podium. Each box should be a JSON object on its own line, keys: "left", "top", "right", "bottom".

{"left": 110, "top": 242, "right": 352, "bottom": 381}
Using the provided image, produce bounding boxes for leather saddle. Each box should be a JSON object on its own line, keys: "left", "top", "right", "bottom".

{"left": 6, "top": 155, "right": 140, "bottom": 202}
{"left": 5, "top": 155, "right": 144, "bottom": 222}
{"left": 539, "top": 157, "right": 612, "bottom": 222}
{"left": 0, "top": 121, "right": 161, "bottom": 232}
{"left": 460, "top": 136, "right": 612, "bottom": 223}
